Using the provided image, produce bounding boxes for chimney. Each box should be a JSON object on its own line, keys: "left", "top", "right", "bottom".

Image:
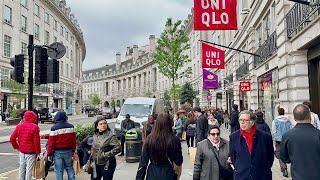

{"left": 116, "top": 52, "right": 121, "bottom": 69}
{"left": 126, "top": 47, "right": 131, "bottom": 56}
{"left": 149, "top": 35, "right": 156, "bottom": 53}
{"left": 133, "top": 45, "right": 138, "bottom": 63}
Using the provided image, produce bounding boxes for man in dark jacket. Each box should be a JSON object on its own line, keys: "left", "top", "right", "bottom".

{"left": 255, "top": 111, "right": 271, "bottom": 134}
{"left": 280, "top": 104, "right": 320, "bottom": 180}
{"left": 193, "top": 107, "right": 208, "bottom": 146}
{"left": 80, "top": 135, "right": 93, "bottom": 166}
{"left": 119, "top": 114, "right": 135, "bottom": 156}
{"left": 47, "top": 111, "right": 76, "bottom": 180}
{"left": 229, "top": 104, "right": 240, "bottom": 133}
{"left": 230, "top": 110, "right": 274, "bottom": 180}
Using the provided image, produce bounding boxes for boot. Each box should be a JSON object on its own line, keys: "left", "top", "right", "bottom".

{"left": 282, "top": 169, "right": 288, "bottom": 177}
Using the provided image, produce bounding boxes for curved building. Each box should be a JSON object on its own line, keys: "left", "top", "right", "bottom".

{"left": 0, "top": 0, "right": 86, "bottom": 115}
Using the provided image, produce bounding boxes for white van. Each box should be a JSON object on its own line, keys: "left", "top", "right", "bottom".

{"left": 114, "top": 97, "right": 164, "bottom": 138}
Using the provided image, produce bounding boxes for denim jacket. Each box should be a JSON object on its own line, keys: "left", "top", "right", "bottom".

{"left": 272, "top": 116, "right": 291, "bottom": 142}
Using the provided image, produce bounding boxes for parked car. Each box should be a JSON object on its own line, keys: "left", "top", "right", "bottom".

{"left": 39, "top": 108, "right": 64, "bottom": 123}
{"left": 102, "top": 108, "right": 112, "bottom": 119}
{"left": 50, "top": 108, "right": 65, "bottom": 120}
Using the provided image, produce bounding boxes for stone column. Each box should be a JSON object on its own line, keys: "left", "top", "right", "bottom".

{"left": 232, "top": 53, "right": 240, "bottom": 107}
{"left": 247, "top": 26, "right": 258, "bottom": 110}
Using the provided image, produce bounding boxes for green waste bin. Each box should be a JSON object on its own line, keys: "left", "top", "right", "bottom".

{"left": 125, "top": 128, "right": 142, "bottom": 163}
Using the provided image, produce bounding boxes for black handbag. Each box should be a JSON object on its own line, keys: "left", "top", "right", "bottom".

{"left": 210, "top": 143, "right": 233, "bottom": 180}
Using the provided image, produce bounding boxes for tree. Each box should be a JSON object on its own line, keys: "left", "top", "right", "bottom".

{"left": 180, "top": 82, "right": 196, "bottom": 105}
{"left": 89, "top": 94, "right": 101, "bottom": 107}
{"left": 169, "top": 84, "right": 181, "bottom": 108}
{"left": 163, "top": 90, "right": 172, "bottom": 113}
{"left": 144, "top": 90, "right": 153, "bottom": 97}
{"left": 6, "top": 79, "right": 27, "bottom": 108}
{"left": 111, "top": 100, "right": 116, "bottom": 108}
{"left": 153, "top": 18, "right": 191, "bottom": 112}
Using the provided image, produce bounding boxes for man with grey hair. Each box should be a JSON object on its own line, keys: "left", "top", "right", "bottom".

{"left": 280, "top": 104, "right": 320, "bottom": 180}
{"left": 229, "top": 110, "right": 274, "bottom": 180}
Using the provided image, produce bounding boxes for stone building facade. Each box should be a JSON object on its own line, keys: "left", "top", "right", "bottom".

{"left": 0, "top": 0, "right": 86, "bottom": 115}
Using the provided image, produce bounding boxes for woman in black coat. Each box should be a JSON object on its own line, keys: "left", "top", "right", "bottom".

{"left": 136, "top": 113, "right": 183, "bottom": 180}
{"left": 255, "top": 111, "right": 271, "bottom": 134}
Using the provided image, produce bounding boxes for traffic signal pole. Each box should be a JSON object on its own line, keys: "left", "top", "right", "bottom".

{"left": 28, "top": 35, "right": 34, "bottom": 111}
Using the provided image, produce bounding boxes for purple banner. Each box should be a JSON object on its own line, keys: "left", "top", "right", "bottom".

{"left": 203, "top": 69, "right": 219, "bottom": 89}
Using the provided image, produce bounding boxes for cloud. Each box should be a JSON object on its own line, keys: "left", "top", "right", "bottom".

{"left": 66, "top": 0, "right": 193, "bottom": 70}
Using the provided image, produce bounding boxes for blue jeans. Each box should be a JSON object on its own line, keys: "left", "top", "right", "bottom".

{"left": 53, "top": 149, "right": 75, "bottom": 180}
{"left": 82, "top": 148, "right": 90, "bottom": 165}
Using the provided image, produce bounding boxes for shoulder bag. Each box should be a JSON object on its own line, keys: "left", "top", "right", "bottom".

{"left": 211, "top": 144, "right": 233, "bottom": 180}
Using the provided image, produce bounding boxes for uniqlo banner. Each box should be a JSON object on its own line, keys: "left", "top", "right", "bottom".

{"left": 203, "top": 69, "right": 219, "bottom": 89}
{"left": 202, "top": 43, "right": 225, "bottom": 69}
{"left": 261, "top": 80, "right": 272, "bottom": 91}
{"left": 240, "top": 81, "right": 251, "bottom": 92}
{"left": 194, "top": 0, "right": 238, "bottom": 30}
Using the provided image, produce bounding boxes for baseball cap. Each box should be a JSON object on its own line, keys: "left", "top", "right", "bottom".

{"left": 87, "top": 137, "right": 93, "bottom": 145}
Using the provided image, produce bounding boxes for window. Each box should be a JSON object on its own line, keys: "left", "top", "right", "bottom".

{"left": 34, "top": 4, "right": 40, "bottom": 16}
{"left": 263, "top": 11, "right": 271, "bottom": 41}
{"left": 21, "top": 0, "right": 27, "bottom": 7}
{"left": 66, "top": 31, "right": 69, "bottom": 41}
{"left": 21, "top": 42, "right": 27, "bottom": 55}
{"left": 21, "top": 16, "right": 27, "bottom": 32}
{"left": 4, "top": 6, "right": 12, "bottom": 24}
{"left": 60, "top": 26, "right": 64, "bottom": 36}
{"left": 242, "top": 0, "right": 247, "bottom": 9}
{"left": 54, "top": 36, "right": 57, "bottom": 42}
{"left": 45, "top": 31, "right": 50, "bottom": 45}
{"left": 66, "top": 46, "right": 69, "bottom": 58}
{"left": 34, "top": 24, "right": 40, "bottom": 39}
{"left": 60, "top": 61, "right": 64, "bottom": 76}
{"left": 1, "top": 68, "right": 10, "bottom": 88}
{"left": 71, "top": 67, "right": 73, "bottom": 79}
{"left": 54, "top": 20, "right": 57, "bottom": 30}
{"left": 256, "top": 24, "right": 262, "bottom": 47}
{"left": 66, "top": 64, "right": 69, "bottom": 77}
{"left": 70, "top": 50, "right": 73, "bottom": 60}
{"left": 4, "top": 35, "right": 12, "bottom": 57}
{"left": 45, "top": 12, "right": 49, "bottom": 24}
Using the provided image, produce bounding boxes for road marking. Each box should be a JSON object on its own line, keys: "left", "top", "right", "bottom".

{"left": 0, "top": 169, "right": 18, "bottom": 179}
{"left": 0, "top": 153, "right": 18, "bottom": 156}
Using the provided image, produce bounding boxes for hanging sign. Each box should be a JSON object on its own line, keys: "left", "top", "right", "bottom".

{"left": 194, "top": 0, "right": 238, "bottom": 30}
{"left": 202, "top": 43, "right": 225, "bottom": 69}
{"left": 261, "top": 80, "right": 272, "bottom": 91}
{"left": 203, "top": 69, "right": 219, "bottom": 89}
{"left": 240, "top": 81, "right": 251, "bottom": 92}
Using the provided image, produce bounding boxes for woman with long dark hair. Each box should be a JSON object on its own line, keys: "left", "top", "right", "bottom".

{"left": 86, "top": 116, "right": 121, "bottom": 180}
{"left": 185, "top": 112, "right": 196, "bottom": 150}
{"left": 136, "top": 113, "right": 183, "bottom": 180}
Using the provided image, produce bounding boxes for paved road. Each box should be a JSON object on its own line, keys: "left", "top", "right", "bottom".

{"left": 0, "top": 117, "right": 115, "bottom": 174}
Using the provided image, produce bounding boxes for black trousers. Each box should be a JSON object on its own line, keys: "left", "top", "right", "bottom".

{"left": 91, "top": 159, "right": 116, "bottom": 180}
{"left": 186, "top": 135, "right": 195, "bottom": 148}
{"left": 120, "top": 135, "right": 125, "bottom": 154}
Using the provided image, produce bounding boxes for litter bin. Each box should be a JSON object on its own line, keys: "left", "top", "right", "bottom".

{"left": 125, "top": 128, "right": 142, "bottom": 163}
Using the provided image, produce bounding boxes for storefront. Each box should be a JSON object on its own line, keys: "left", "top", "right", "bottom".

{"left": 258, "top": 69, "right": 279, "bottom": 127}
{"left": 308, "top": 46, "right": 320, "bottom": 116}
{"left": 226, "top": 90, "right": 234, "bottom": 113}
{"left": 33, "top": 96, "right": 48, "bottom": 108}
{"left": 239, "top": 91, "right": 249, "bottom": 111}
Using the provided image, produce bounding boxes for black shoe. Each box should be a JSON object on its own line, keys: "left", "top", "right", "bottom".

{"left": 118, "top": 153, "right": 124, "bottom": 156}
{"left": 282, "top": 169, "right": 288, "bottom": 177}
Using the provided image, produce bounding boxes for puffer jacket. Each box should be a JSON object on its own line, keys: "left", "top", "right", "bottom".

{"left": 10, "top": 111, "right": 41, "bottom": 154}
{"left": 90, "top": 130, "right": 121, "bottom": 178}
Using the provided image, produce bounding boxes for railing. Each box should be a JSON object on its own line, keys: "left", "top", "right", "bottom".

{"left": 53, "top": 88, "right": 64, "bottom": 95}
{"left": 225, "top": 74, "right": 233, "bottom": 84}
{"left": 254, "top": 30, "right": 277, "bottom": 67}
{"left": 236, "top": 61, "right": 249, "bottom": 80}
{"left": 66, "top": 91, "right": 74, "bottom": 97}
{"left": 286, "top": 3, "right": 320, "bottom": 38}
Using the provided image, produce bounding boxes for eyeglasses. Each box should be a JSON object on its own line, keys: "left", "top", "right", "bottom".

{"left": 238, "top": 119, "right": 252, "bottom": 123}
{"left": 210, "top": 133, "right": 220, "bottom": 136}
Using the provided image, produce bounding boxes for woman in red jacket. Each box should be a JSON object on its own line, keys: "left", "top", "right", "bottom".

{"left": 10, "top": 111, "right": 41, "bottom": 180}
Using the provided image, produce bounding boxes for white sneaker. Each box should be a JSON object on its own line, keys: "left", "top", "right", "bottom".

{"left": 189, "top": 172, "right": 193, "bottom": 176}
{"left": 82, "top": 165, "right": 87, "bottom": 170}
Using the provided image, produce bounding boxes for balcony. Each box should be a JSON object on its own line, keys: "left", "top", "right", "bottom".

{"left": 53, "top": 88, "right": 64, "bottom": 95}
{"left": 236, "top": 61, "right": 249, "bottom": 80}
{"left": 286, "top": 3, "right": 320, "bottom": 38}
{"left": 254, "top": 30, "right": 277, "bottom": 67}
{"left": 225, "top": 74, "right": 233, "bottom": 84}
{"left": 66, "top": 91, "right": 74, "bottom": 97}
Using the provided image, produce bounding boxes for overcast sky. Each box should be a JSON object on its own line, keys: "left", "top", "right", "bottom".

{"left": 66, "top": 0, "right": 193, "bottom": 70}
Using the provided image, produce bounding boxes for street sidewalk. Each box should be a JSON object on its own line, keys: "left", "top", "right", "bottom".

{"left": 0, "top": 125, "right": 291, "bottom": 180}
{"left": 0, "top": 114, "right": 89, "bottom": 143}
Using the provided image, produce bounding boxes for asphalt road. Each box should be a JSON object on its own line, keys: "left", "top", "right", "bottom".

{"left": 0, "top": 117, "right": 116, "bottom": 174}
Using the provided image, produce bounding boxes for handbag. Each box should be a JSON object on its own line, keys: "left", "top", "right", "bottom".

{"left": 211, "top": 144, "right": 233, "bottom": 180}
{"left": 166, "top": 155, "right": 182, "bottom": 180}
{"left": 84, "top": 152, "right": 93, "bottom": 174}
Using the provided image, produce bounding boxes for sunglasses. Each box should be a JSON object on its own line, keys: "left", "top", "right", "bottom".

{"left": 210, "top": 133, "right": 220, "bottom": 136}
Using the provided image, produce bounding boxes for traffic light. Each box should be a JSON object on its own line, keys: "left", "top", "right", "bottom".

{"left": 47, "top": 59, "right": 59, "bottom": 83}
{"left": 10, "top": 54, "right": 25, "bottom": 84}
{"left": 35, "top": 47, "right": 48, "bottom": 85}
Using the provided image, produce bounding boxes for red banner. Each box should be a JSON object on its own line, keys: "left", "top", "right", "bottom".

{"left": 261, "top": 80, "right": 272, "bottom": 91}
{"left": 202, "top": 43, "right": 225, "bottom": 69}
{"left": 194, "top": 0, "right": 238, "bottom": 30}
{"left": 240, "top": 81, "right": 251, "bottom": 92}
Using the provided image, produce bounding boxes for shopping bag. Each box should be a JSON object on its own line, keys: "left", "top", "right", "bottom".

{"left": 173, "top": 162, "right": 182, "bottom": 180}
{"left": 73, "top": 154, "right": 81, "bottom": 175}
{"left": 189, "top": 147, "right": 197, "bottom": 165}
{"left": 181, "top": 131, "right": 186, "bottom": 141}
{"left": 33, "top": 158, "right": 45, "bottom": 179}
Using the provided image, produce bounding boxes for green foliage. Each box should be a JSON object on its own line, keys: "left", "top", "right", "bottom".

{"left": 169, "top": 85, "right": 181, "bottom": 101}
{"left": 111, "top": 100, "right": 116, "bottom": 108}
{"left": 9, "top": 109, "right": 21, "bottom": 119}
{"left": 163, "top": 90, "right": 172, "bottom": 113}
{"left": 144, "top": 90, "right": 153, "bottom": 97}
{"left": 6, "top": 79, "right": 27, "bottom": 106}
{"left": 153, "top": 18, "right": 191, "bottom": 112}
{"left": 75, "top": 123, "right": 94, "bottom": 144}
{"left": 89, "top": 94, "right": 101, "bottom": 106}
{"left": 180, "top": 82, "right": 196, "bottom": 105}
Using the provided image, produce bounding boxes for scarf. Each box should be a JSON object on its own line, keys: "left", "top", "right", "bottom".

{"left": 240, "top": 125, "right": 257, "bottom": 154}
{"left": 208, "top": 138, "right": 220, "bottom": 151}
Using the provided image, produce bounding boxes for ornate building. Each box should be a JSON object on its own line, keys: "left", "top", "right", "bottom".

{"left": 0, "top": 0, "right": 86, "bottom": 115}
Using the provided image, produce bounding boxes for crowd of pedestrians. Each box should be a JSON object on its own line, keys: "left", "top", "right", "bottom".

{"left": 8, "top": 100, "right": 320, "bottom": 180}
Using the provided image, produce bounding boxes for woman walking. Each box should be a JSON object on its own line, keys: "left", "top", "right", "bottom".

{"left": 173, "top": 113, "right": 183, "bottom": 139}
{"left": 193, "top": 126, "right": 232, "bottom": 180}
{"left": 184, "top": 112, "right": 196, "bottom": 150}
{"left": 136, "top": 113, "right": 183, "bottom": 180}
{"left": 142, "top": 115, "right": 155, "bottom": 141}
{"left": 88, "top": 116, "right": 121, "bottom": 180}
{"left": 223, "top": 110, "right": 230, "bottom": 129}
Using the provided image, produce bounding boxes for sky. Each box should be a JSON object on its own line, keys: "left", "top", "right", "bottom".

{"left": 66, "top": 0, "right": 194, "bottom": 70}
